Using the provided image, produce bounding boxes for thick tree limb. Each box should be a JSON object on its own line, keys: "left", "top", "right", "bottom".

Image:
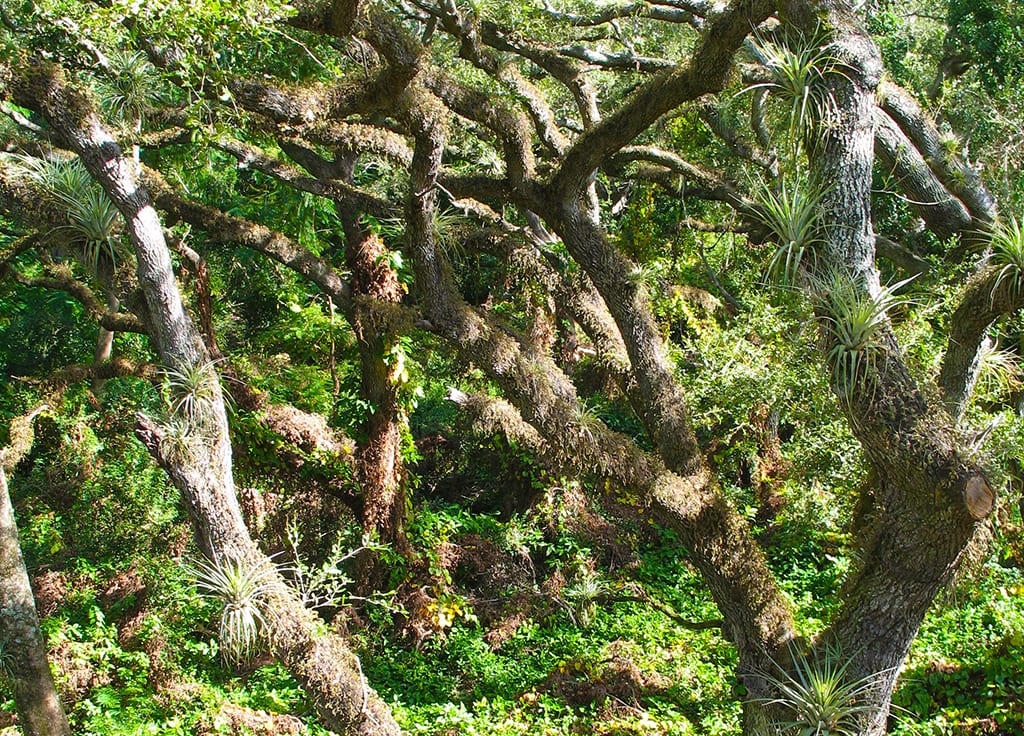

{"left": 11, "top": 58, "right": 400, "bottom": 735}
{"left": 1, "top": 407, "right": 71, "bottom": 736}
{"left": 779, "top": 8, "right": 992, "bottom": 733}
{"left": 874, "top": 109, "right": 973, "bottom": 241}
{"left": 2, "top": 262, "right": 145, "bottom": 334}
{"left": 878, "top": 81, "right": 996, "bottom": 226}
{"left": 875, "top": 234, "right": 931, "bottom": 276}
{"left": 939, "top": 264, "right": 1024, "bottom": 420}
{"left": 141, "top": 168, "right": 354, "bottom": 312}
{"left": 404, "top": 92, "right": 794, "bottom": 681}
{"left": 213, "top": 137, "right": 395, "bottom": 218}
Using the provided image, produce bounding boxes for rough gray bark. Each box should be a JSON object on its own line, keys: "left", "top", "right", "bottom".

{"left": 91, "top": 290, "right": 119, "bottom": 397}
{"left": 0, "top": 409, "right": 71, "bottom": 736}
{"left": 874, "top": 108, "right": 973, "bottom": 241}
{"left": 401, "top": 88, "right": 796, "bottom": 688}
{"left": 878, "top": 81, "right": 997, "bottom": 226}
{"left": 939, "top": 264, "right": 1024, "bottom": 421}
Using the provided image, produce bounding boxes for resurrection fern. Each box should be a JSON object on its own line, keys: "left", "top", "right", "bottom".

{"left": 989, "top": 215, "right": 1024, "bottom": 302}
{"left": 814, "top": 272, "right": 911, "bottom": 402}
{"left": 752, "top": 178, "right": 825, "bottom": 284}
{"left": 188, "top": 555, "right": 275, "bottom": 665}
{"left": 760, "top": 645, "right": 885, "bottom": 736}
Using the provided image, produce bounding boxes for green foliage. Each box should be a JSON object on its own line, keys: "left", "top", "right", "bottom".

{"left": 892, "top": 564, "right": 1024, "bottom": 735}
{"left": 946, "top": 0, "right": 1024, "bottom": 92}
{"left": 0, "top": 283, "right": 97, "bottom": 376}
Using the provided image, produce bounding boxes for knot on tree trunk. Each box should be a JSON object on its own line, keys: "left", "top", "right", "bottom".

{"left": 964, "top": 474, "right": 994, "bottom": 520}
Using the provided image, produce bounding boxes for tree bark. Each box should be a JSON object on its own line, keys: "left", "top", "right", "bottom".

{"left": 345, "top": 230, "right": 409, "bottom": 552}
{"left": 0, "top": 408, "right": 71, "bottom": 736}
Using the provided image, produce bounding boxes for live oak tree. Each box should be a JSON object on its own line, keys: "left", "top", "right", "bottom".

{"left": 0, "top": 1, "right": 1019, "bottom": 734}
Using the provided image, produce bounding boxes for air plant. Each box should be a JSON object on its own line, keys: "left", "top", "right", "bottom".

{"left": 745, "top": 26, "right": 847, "bottom": 144}
{"left": 759, "top": 644, "right": 888, "bottom": 736}
{"left": 972, "top": 339, "right": 1023, "bottom": 401}
{"left": 96, "top": 49, "right": 163, "bottom": 129}
{"left": 814, "top": 271, "right": 912, "bottom": 402}
{"left": 563, "top": 570, "right": 609, "bottom": 628}
{"left": 161, "top": 359, "right": 224, "bottom": 427}
{"left": 7, "top": 154, "right": 122, "bottom": 276}
{"left": 376, "top": 206, "right": 471, "bottom": 265}
{"left": 187, "top": 555, "right": 276, "bottom": 665}
{"left": 752, "top": 178, "right": 825, "bottom": 285}
{"left": 988, "top": 215, "right": 1024, "bottom": 303}
{"left": 0, "top": 634, "right": 15, "bottom": 680}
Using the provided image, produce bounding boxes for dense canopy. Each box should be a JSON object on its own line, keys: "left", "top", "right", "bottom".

{"left": 1, "top": 1, "right": 1023, "bottom": 734}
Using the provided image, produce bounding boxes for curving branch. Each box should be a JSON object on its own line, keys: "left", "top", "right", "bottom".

{"left": 477, "top": 20, "right": 600, "bottom": 127}
{"left": 878, "top": 82, "right": 996, "bottom": 226}
{"left": 212, "top": 137, "right": 396, "bottom": 218}
{"left": 874, "top": 108, "right": 972, "bottom": 241}
{"left": 938, "top": 265, "right": 1024, "bottom": 421}
{"left": 141, "top": 168, "right": 354, "bottom": 311}
{"left": 2, "top": 263, "right": 145, "bottom": 334}
{"left": 415, "top": 0, "right": 569, "bottom": 155}
{"left": 292, "top": 121, "right": 414, "bottom": 166}
{"left": 539, "top": 0, "right": 708, "bottom": 27}
{"left": 558, "top": 45, "right": 676, "bottom": 72}
{"left": 609, "top": 145, "right": 756, "bottom": 212}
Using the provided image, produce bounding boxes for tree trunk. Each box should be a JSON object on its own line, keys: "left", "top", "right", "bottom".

{"left": 91, "top": 291, "right": 119, "bottom": 398}
{"left": 0, "top": 410, "right": 71, "bottom": 736}
{"left": 345, "top": 230, "right": 409, "bottom": 553}
{"left": 776, "top": 3, "right": 995, "bottom": 733}
{"left": 12, "top": 60, "right": 401, "bottom": 736}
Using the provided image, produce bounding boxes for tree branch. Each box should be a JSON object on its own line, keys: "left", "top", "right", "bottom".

{"left": 938, "top": 264, "right": 1024, "bottom": 420}
{"left": 549, "top": 0, "right": 776, "bottom": 197}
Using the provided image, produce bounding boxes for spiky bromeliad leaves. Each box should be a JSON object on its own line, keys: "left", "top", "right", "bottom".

{"left": 989, "top": 215, "right": 1024, "bottom": 304}
{"left": 161, "top": 359, "right": 225, "bottom": 427}
{"left": 188, "top": 555, "right": 276, "bottom": 665}
{"left": 759, "top": 644, "right": 889, "bottom": 736}
{"left": 745, "top": 25, "right": 847, "bottom": 146}
{"left": 6, "top": 154, "right": 122, "bottom": 276}
{"left": 752, "top": 178, "right": 825, "bottom": 285}
{"left": 814, "top": 272, "right": 912, "bottom": 403}
{"left": 97, "top": 49, "right": 163, "bottom": 128}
